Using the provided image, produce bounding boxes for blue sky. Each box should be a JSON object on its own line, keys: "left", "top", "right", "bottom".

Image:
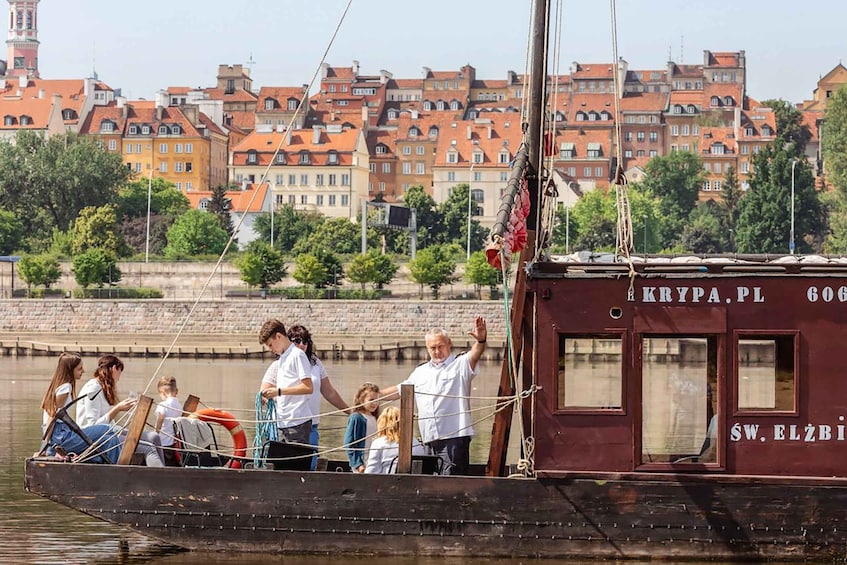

{"left": 35, "top": 0, "right": 847, "bottom": 104}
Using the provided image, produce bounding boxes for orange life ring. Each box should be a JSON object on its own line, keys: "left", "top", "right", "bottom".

{"left": 194, "top": 408, "right": 247, "bottom": 469}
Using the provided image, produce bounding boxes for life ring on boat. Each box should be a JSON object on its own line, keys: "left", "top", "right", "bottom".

{"left": 194, "top": 408, "right": 247, "bottom": 469}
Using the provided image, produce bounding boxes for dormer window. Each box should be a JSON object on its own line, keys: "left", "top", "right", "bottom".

{"left": 299, "top": 150, "right": 310, "bottom": 164}
{"left": 559, "top": 142, "right": 575, "bottom": 159}
{"left": 468, "top": 110, "right": 478, "bottom": 119}
{"left": 171, "top": 125, "right": 181, "bottom": 135}
{"left": 673, "top": 105, "right": 683, "bottom": 114}
{"left": 423, "top": 101, "right": 433, "bottom": 111}
{"left": 99, "top": 119, "right": 114, "bottom": 132}
{"left": 447, "top": 151, "right": 458, "bottom": 164}
{"left": 498, "top": 150, "right": 510, "bottom": 164}
{"left": 387, "top": 109, "right": 398, "bottom": 120}
{"left": 247, "top": 150, "right": 258, "bottom": 164}
{"left": 129, "top": 125, "right": 138, "bottom": 135}
{"left": 761, "top": 125, "right": 773, "bottom": 136}
{"left": 437, "top": 100, "right": 446, "bottom": 111}
{"left": 745, "top": 126, "right": 754, "bottom": 136}
{"left": 555, "top": 111, "right": 565, "bottom": 122}
{"left": 600, "top": 111, "right": 611, "bottom": 121}
{"left": 428, "top": 126, "right": 439, "bottom": 138}
{"left": 711, "top": 143, "right": 725, "bottom": 155}
{"left": 158, "top": 125, "right": 168, "bottom": 135}
{"left": 327, "top": 150, "right": 338, "bottom": 164}
{"left": 710, "top": 96, "right": 721, "bottom": 107}
{"left": 287, "top": 99, "right": 298, "bottom": 111}
{"left": 587, "top": 142, "right": 602, "bottom": 158}
{"left": 375, "top": 144, "right": 387, "bottom": 154}
{"left": 141, "top": 125, "right": 151, "bottom": 135}
{"left": 588, "top": 111, "right": 599, "bottom": 121}
{"left": 264, "top": 98, "right": 277, "bottom": 110}
{"left": 275, "top": 152, "right": 286, "bottom": 164}
{"left": 3, "top": 115, "right": 15, "bottom": 126}
{"left": 450, "top": 100, "right": 460, "bottom": 111}
{"left": 723, "top": 96, "right": 734, "bottom": 107}
{"left": 575, "top": 111, "right": 586, "bottom": 121}
{"left": 687, "top": 104, "right": 697, "bottom": 114}
{"left": 473, "top": 151, "right": 483, "bottom": 164}
{"left": 62, "top": 109, "right": 77, "bottom": 120}
{"left": 409, "top": 126, "right": 420, "bottom": 138}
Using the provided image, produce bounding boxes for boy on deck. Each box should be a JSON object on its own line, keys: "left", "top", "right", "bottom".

{"left": 155, "top": 375, "right": 182, "bottom": 466}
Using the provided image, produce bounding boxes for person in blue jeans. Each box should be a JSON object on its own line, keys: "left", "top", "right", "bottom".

{"left": 40, "top": 352, "right": 122, "bottom": 463}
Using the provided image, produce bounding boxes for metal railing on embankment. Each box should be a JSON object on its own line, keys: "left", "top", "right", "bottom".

{"left": 0, "top": 337, "right": 506, "bottom": 362}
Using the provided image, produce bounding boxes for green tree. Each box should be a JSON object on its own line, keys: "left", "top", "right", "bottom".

{"left": 347, "top": 250, "right": 398, "bottom": 290}
{"left": 762, "top": 99, "right": 812, "bottom": 155}
{"left": 437, "top": 184, "right": 486, "bottom": 250}
{"left": 17, "top": 253, "right": 62, "bottom": 291}
{"left": 0, "top": 131, "right": 130, "bottom": 247}
{"left": 72, "top": 204, "right": 128, "bottom": 257}
{"left": 679, "top": 202, "right": 724, "bottom": 253}
{"left": 824, "top": 85, "right": 847, "bottom": 198}
{"left": 208, "top": 184, "right": 235, "bottom": 237}
{"left": 568, "top": 189, "right": 617, "bottom": 252}
{"left": 464, "top": 251, "right": 500, "bottom": 298}
{"left": 402, "top": 185, "right": 443, "bottom": 247}
{"left": 252, "top": 204, "right": 322, "bottom": 253}
{"left": 640, "top": 151, "right": 704, "bottom": 249}
{"left": 736, "top": 145, "right": 822, "bottom": 254}
{"left": 822, "top": 191, "right": 847, "bottom": 253}
{"left": 292, "top": 253, "right": 328, "bottom": 288}
{"left": 408, "top": 244, "right": 456, "bottom": 299}
{"left": 718, "top": 165, "right": 742, "bottom": 252}
{"left": 163, "top": 210, "right": 229, "bottom": 258}
{"left": 234, "top": 241, "right": 287, "bottom": 289}
{"left": 370, "top": 251, "right": 399, "bottom": 288}
{"left": 294, "top": 217, "right": 361, "bottom": 255}
{"left": 115, "top": 177, "right": 189, "bottom": 219}
{"left": 72, "top": 248, "right": 121, "bottom": 289}
{"left": 0, "top": 208, "right": 23, "bottom": 254}
{"left": 313, "top": 248, "right": 344, "bottom": 288}
{"left": 120, "top": 214, "right": 175, "bottom": 256}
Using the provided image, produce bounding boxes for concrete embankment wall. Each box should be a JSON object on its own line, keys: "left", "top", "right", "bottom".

{"left": 0, "top": 299, "right": 507, "bottom": 339}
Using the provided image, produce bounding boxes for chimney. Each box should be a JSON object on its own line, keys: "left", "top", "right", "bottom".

{"left": 241, "top": 179, "right": 248, "bottom": 191}
{"left": 155, "top": 90, "right": 169, "bottom": 109}
{"left": 155, "top": 105, "right": 164, "bottom": 121}
{"left": 312, "top": 125, "right": 322, "bottom": 145}
{"left": 488, "top": 125, "right": 493, "bottom": 139}
{"left": 422, "top": 66, "right": 431, "bottom": 79}
{"left": 37, "top": 88, "right": 44, "bottom": 99}
{"left": 116, "top": 96, "right": 126, "bottom": 108}
{"left": 466, "top": 125, "right": 472, "bottom": 140}
{"left": 18, "top": 75, "right": 27, "bottom": 89}
{"left": 352, "top": 60, "right": 360, "bottom": 76}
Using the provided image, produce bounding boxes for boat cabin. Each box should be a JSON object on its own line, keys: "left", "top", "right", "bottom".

{"left": 527, "top": 255, "right": 847, "bottom": 477}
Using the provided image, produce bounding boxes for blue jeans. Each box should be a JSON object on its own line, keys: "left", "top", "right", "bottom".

{"left": 310, "top": 423, "right": 319, "bottom": 471}
{"left": 48, "top": 420, "right": 122, "bottom": 464}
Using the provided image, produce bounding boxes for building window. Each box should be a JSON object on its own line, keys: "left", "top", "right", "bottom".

{"left": 447, "top": 152, "right": 457, "bottom": 164}
{"left": 416, "top": 146, "right": 425, "bottom": 155}
{"left": 448, "top": 171, "right": 456, "bottom": 182}
{"left": 341, "top": 174, "right": 350, "bottom": 185}
{"left": 329, "top": 195, "right": 336, "bottom": 206}
{"left": 382, "top": 163, "right": 391, "bottom": 173}
{"left": 289, "top": 195, "right": 295, "bottom": 204}
{"left": 328, "top": 151, "right": 338, "bottom": 164}
{"left": 595, "top": 167, "right": 602, "bottom": 177}
{"left": 299, "top": 151, "right": 310, "bottom": 164}
{"left": 288, "top": 174, "right": 296, "bottom": 185}
{"left": 329, "top": 174, "right": 337, "bottom": 185}
{"left": 402, "top": 146, "right": 411, "bottom": 155}
{"left": 637, "top": 132, "right": 645, "bottom": 142}
{"left": 175, "top": 143, "right": 183, "bottom": 153}
{"left": 316, "top": 174, "right": 324, "bottom": 186}
{"left": 126, "top": 144, "right": 133, "bottom": 154}
{"left": 185, "top": 143, "right": 193, "bottom": 153}
{"left": 402, "top": 162, "right": 411, "bottom": 174}
{"left": 175, "top": 162, "right": 184, "bottom": 172}
{"left": 186, "top": 162, "right": 192, "bottom": 173}
{"left": 300, "top": 174, "right": 308, "bottom": 185}
{"left": 741, "top": 161, "right": 749, "bottom": 173}
{"left": 158, "top": 125, "right": 168, "bottom": 135}
{"left": 703, "top": 180, "right": 711, "bottom": 191}
{"left": 625, "top": 131, "right": 633, "bottom": 141}
{"left": 583, "top": 166, "right": 591, "bottom": 176}
{"left": 714, "top": 180, "right": 722, "bottom": 191}
{"left": 499, "top": 152, "right": 510, "bottom": 164}
{"left": 567, "top": 166, "right": 576, "bottom": 176}
{"left": 375, "top": 145, "right": 387, "bottom": 154}
{"left": 473, "top": 171, "right": 482, "bottom": 182}
{"left": 276, "top": 153, "right": 286, "bottom": 164}
{"left": 100, "top": 120, "right": 114, "bottom": 132}
{"left": 275, "top": 174, "right": 284, "bottom": 185}
{"left": 135, "top": 163, "right": 142, "bottom": 172}
{"left": 649, "top": 150, "right": 657, "bottom": 157}
{"left": 160, "top": 162, "right": 167, "bottom": 172}
{"left": 415, "top": 163, "right": 425, "bottom": 175}
{"left": 301, "top": 195, "right": 308, "bottom": 205}
{"left": 369, "top": 163, "right": 376, "bottom": 173}
{"left": 625, "top": 149, "right": 633, "bottom": 157}
{"left": 378, "top": 182, "right": 385, "bottom": 192}
{"left": 649, "top": 132, "right": 658, "bottom": 142}
{"left": 247, "top": 151, "right": 257, "bottom": 164}
{"left": 473, "top": 152, "right": 483, "bottom": 164}
{"left": 264, "top": 99, "right": 276, "bottom": 110}
{"left": 316, "top": 195, "right": 324, "bottom": 206}
{"left": 159, "top": 143, "right": 168, "bottom": 153}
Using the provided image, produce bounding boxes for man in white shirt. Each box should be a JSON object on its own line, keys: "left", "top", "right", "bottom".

{"left": 382, "top": 316, "right": 487, "bottom": 475}
{"left": 259, "top": 319, "right": 314, "bottom": 444}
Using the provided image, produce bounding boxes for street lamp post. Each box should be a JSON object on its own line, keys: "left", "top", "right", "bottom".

{"left": 466, "top": 164, "right": 474, "bottom": 260}
{"left": 790, "top": 159, "right": 798, "bottom": 255}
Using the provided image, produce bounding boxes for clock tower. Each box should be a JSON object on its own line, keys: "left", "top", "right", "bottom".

{"left": 6, "top": 0, "right": 39, "bottom": 77}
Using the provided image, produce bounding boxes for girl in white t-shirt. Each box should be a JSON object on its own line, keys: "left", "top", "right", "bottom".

{"left": 155, "top": 375, "right": 183, "bottom": 466}
{"left": 365, "top": 406, "right": 401, "bottom": 474}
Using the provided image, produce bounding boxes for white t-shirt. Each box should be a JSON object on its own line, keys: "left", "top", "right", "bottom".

{"left": 261, "top": 344, "right": 313, "bottom": 429}
{"left": 307, "top": 357, "right": 328, "bottom": 425}
{"left": 42, "top": 381, "right": 72, "bottom": 431}
{"left": 399, "top": 353, "right": 478, "bottom": 443}
{"left": 155, "top": 396, "right": 183, "bottom": 447}
{"left": 76, "top": 378, "right": 113, "bottom": 427}
{"left": 364, "top": 436, "right": 399, "bottom": 474}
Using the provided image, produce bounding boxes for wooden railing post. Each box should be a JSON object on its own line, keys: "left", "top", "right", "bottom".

{"left": 182, "top": 394, "right": 200, "bottom": 415}
{"left": 397, "top": 384, "right": 414, "bottom": 474}
{"left": 117, "top": 395, "right": 154, "bottom": 465}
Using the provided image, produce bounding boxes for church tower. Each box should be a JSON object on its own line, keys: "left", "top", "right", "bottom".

{"left": 6, "top": 0, "right": 39, "bottom": 78}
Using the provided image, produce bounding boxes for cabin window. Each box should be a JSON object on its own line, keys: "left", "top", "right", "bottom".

{"left": 736, "top": 334, "right": 796, "bottom": 413}
{"left": 641, "top": 336, "right": 718, "bottom": 465}
{"left": 557, "top": 335, "right": 623, "bottom": 410}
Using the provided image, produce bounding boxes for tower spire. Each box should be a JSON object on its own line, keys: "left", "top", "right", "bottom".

{"left": 6, "top": 0, "right": 40, "bottom": 78}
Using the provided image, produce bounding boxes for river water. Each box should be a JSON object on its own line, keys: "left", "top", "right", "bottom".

{"left": 2, "top": 355, "right": 536, "bottom": 565}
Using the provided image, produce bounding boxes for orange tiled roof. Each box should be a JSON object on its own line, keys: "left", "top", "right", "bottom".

{"left": 203, "top": 87, "right": 258, "bottom": 103}
{"left": 619, "top": 92, "right": 667, "bottom": 112}
{"left": 232, "top": 127, "right": 361, "bottom": 166}
{"left": 669, "top": 90, "right": 703, "bottom": 105}
{"left": 571, "top": 62, "right": 615, "bottom": 79}
{"left": 184, "top": 183, "right": 269, "bottom": 213}
{"left": 433, "top": 114, "right": 523, "bottom": 167}
{"left": 707, "top": 52, "right": 742, "bottom": 67}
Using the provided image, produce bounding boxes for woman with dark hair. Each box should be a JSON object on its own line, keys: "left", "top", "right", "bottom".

{"left": 40, "top": 352, "right": 123, "bottom": 463}
{"left": 287, "top": 325, "right": 350, "bottom": 468}
{"left": 76, "top": 354, "right": 165, "bottom": 467}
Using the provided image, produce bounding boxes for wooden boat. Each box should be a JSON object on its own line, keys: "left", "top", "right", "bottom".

{"left": 24, "top": 1, "right": 847, "bottom": 560}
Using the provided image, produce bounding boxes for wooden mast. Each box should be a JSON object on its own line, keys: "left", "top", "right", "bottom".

{"left": 486, "top": 0, "right": 549, "bottom": 477}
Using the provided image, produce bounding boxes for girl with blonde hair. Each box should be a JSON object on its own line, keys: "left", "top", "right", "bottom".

{"left": 364, "top": 406, "right": 401, "bottom": 474}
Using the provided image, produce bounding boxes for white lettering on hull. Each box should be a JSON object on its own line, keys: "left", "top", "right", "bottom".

{"left": 641, "top": 286, "right": 764, "bottom": 304}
